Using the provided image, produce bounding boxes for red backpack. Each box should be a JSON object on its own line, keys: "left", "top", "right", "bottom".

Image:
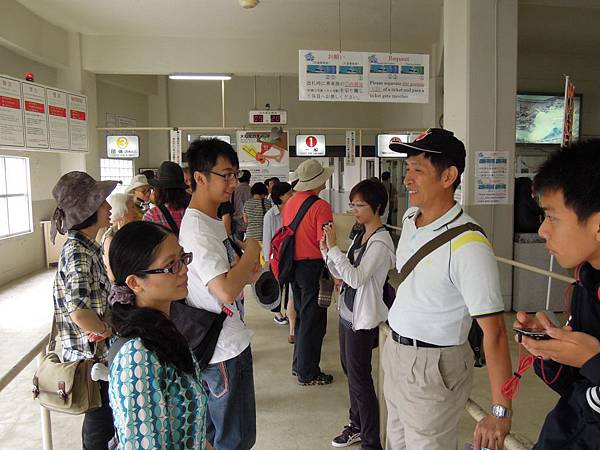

{"left": 269, "top": 195, "right": 319, "bottom": 284}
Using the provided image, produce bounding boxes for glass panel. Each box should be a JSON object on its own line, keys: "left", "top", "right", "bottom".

{"left": 0, "top": 158, "right": 6, "bottom": 195}
{"left": 5, "top": 157, "right": 27, "bottom": 195}
{"left": 7, "top": 195, "right": 31, "bottom": 234}
{"left": 0, "top": 198, "right": 9, "bottom": 237}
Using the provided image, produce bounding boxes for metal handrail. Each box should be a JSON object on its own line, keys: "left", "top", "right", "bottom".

{"left": 0, "top": 332, "right": 53, "bottom": 450}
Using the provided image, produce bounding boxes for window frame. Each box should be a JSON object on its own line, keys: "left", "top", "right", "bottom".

{"left": 99, "top": 158, "right": 135, "bottom": 193}
{"left": 0, "top": 155, "right": 34, "bottom": 240}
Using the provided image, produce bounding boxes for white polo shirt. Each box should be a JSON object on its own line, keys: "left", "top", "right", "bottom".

{"left": 388, "top": 203, "right": 504, "bottom": 346}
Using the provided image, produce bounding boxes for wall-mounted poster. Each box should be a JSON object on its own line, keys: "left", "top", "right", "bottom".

{"left": 475, "top": 151, "right": 509, "bottom": 205}
{"left": 22, "top": 82, "right": 49, "bottom": 149}
{"left": 68, "top": 94, "right": 88, "bottom": 151}
{"left": 0, "top": 76, "right": 25, "bottom": 147}
{"left": 299, "top": 50, "right": 429, "bottom": 103}
{"left": 236, "top": 129, "right": 289, "bottom": 182}
{"left": 47, "top": 89, "right": 69, "bottom": 150}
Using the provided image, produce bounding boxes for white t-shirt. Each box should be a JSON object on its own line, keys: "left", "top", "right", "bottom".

{"left": 388, "top": 203, "right": 504, "bottom": 346}
{"left": 179, "top": 208, "right": 253, "bottom": 364}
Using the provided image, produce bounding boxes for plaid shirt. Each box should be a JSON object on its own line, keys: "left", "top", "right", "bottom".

{"left": 53, "top": 231, "right": 110, "bottom": 362}
{"left": 143, "top": 204, "right": 186, "bottom": 233}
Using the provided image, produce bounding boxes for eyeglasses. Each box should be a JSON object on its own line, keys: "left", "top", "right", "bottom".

{"left": 348, "top": 202, "right": 369, "bottom": 209}
{"left": 209, "top": 171, "right": 240, "bottom": 182}
{"left": 136, "top": 252, "right": 193, "bottom": 275}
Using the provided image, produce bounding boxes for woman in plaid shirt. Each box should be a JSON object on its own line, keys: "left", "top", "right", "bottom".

{"left": 51, "top": 171, "right": 118, "bottom": 449}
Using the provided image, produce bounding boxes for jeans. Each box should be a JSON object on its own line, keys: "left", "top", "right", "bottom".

{"left": 291, "top": 259, "right": 327, "bottom": 382}
{"left": 202, "top": 346, "right": 256, "bottom": 450}
{"left": 82, "top": 381, "right": 115, "bottom": 450}
{"left": 339, "top": 321, "right": 382, "bottom": 450}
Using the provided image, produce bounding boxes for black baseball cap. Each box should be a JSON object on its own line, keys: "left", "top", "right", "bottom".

{"left": 389, "top": 128, "right": 466, "bottom": 174}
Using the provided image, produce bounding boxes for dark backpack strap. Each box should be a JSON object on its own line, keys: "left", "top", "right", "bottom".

{"left": 290, "top": 196, "right": 320, "bottom": 231}
{"left": 398, "top": 222, "right": 487, "bottom": 285}
{"left": 158, "top": 204, "right": 180, "bottom": 235}
{"left": 107, "top": 336, "right": 131, "bottom": 368}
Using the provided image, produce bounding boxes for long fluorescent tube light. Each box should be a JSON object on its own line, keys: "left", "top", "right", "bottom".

{"left": 169, "top": 73, "right": 232, "bottom": 81}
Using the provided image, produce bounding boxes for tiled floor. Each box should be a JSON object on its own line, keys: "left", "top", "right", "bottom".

{"left": 0, "top": 269, "right": 560, "bottom": 449}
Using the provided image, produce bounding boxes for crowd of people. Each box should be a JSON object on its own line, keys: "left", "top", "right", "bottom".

{"left": 48, "top": 132, "right": 600, "bottom": 450}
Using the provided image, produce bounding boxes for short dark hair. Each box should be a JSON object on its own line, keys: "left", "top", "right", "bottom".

{"left": 239, "top": 170, "right": 251, "bottom": 183}
{"left": 109, "top": 221, "right": 194, "bottom": 374}
{"left": 268, "top": 177, "right": 280, "bottom": 185}
{"left": 271, "top": 182, "right": 292, "bottom": 205}
{"left": 406, "top": 149, "right": 462, "bottom": 191}
{"left": 71, "top": 212, "right": 98, "bottom": 230}
{"left": 250, "top": 182, "right": 268, "bottom": 196}
{"left": 533, "top": 139, "right": 600, "bottom": 223}
{"left": 141, "top": 169, "right": 155, "bottom": 180}
{"left": 155, "top": 186, "right": 189, "bottom": 209}
{"left": 381, "top": 171, "right": 391, "bottom": 181}
{"left": 186, "top": 138, "right": 239, "bottom": 191}
{"left": 349, "top": 179, "right": 388, "bottom": 216}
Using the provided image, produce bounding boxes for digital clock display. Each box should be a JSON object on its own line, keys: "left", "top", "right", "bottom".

{"left": 270, "top": 114, "right": 280, "bottom": 123}
{"left": 253, "top": 114, "right": 264, "bottom": 123}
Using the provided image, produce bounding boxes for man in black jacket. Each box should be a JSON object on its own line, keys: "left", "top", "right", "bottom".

{"left": 515, "top": 140, "right": 600, "bottom": 449}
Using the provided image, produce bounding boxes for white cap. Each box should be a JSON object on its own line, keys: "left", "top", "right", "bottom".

{"left": 125, "top": 174, "right": 149, "bottom": 193}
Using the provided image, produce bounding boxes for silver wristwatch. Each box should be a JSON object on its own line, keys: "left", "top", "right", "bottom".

{"left": 491, "top": 404, "right": 512, "bottom": 419}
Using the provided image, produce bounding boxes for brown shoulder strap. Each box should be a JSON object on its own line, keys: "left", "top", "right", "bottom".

{"left": 398, "top": 222, "right": 487, "bottom": 285}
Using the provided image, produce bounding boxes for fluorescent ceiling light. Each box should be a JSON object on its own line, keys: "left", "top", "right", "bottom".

{"left": 169, "top": 73, "right": 232, "bottom": 81}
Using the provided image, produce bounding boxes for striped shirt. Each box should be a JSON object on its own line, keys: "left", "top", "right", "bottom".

{"left": 143, "top": 203, "right": 186, "bottom": 233}
{"left": 243, "top": 198, "right": 272, "bottom": 240}
{"left": 53, "top": 231, "right": 110, "bottom": 362}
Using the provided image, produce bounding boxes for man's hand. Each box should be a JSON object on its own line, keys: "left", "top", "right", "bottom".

{"left": 242, "top": 238, "right": 261, "bottom": 259}
{"left": 521, "top": 327, "right": 600, "bottom": 368}
{"left": 513, "top": 311, "right": 552, "bottom": 332}
{"left": 474, "top": 415, "right": 510, "bottom": 450}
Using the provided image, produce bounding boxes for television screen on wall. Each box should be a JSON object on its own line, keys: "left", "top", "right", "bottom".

{"left": 515, "top": 93, "right": 582, "bottom": 144}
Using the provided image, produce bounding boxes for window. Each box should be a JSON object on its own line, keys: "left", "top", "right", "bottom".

{"left": 0, "top": 156, "right": 33, "bottom": 239}
{"left": 100, "top": 159, "right": 134, "bottom": 193}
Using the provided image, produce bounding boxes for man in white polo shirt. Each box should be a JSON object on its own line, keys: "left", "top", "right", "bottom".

{"left": 383, "top": 128, "right": 513, "bottom": 450}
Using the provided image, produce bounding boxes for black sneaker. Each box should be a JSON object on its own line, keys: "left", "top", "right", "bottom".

{"left": 298, "top": 372, "right": 333, "bottom": 386}
{"left": 331, "top": 425, "right": 361, "bottom": 447}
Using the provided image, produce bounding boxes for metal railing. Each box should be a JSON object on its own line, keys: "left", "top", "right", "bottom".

{"left": 0, "top": 332, "right": 53, "bottom": 450}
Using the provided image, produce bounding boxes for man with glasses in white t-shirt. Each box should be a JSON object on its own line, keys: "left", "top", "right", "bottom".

{"left": 383, "top": 129, "right": 513, "bottom": 450}
{"left": 180, "top": 138, "right": 261, "bottom": 450}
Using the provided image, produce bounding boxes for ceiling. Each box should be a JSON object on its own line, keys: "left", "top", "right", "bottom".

{"left": 16, "top": 0, "right": 443, "bottom": 45}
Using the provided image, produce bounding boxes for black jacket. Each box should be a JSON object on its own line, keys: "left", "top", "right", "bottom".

{"left": 533, "top": 262, "right": 600, "bottom": 449}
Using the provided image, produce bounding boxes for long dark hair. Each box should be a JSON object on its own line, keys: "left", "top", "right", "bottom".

{"left": 155, "top": 187, "right": 189, "bottom": 210}
{"left": 109, "top": 221, "right": 194, "bottom": 374}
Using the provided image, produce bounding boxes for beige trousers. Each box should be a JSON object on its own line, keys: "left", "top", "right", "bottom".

{"left": 382, "top": 338, "right": 473, "bottom": 450}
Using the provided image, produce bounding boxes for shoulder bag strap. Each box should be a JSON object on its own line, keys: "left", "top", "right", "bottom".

{"left": 398, "top": 222, "right": 487, "bottom": 285}
{"left": 107, "top": 336, "right": 131, "bottom": 368}
{"left": 290, "top": 195, "right": 320, "bottom": 231}
{"left": 47, "top": 314, "right": 58, "bottom": 352}
{"left": 158, "top": 204, "right": 180, "bottom": 235}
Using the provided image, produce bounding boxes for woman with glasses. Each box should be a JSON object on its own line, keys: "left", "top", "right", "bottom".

{"left": 107, "top": 221, "right": 212, "bottom": 450}
{"left": 320, "top": 179, "right": 395, "bottom": 450}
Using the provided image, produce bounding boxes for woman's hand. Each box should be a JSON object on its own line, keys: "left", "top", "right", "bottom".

{"left": 323, "top": 223, "right": 336, "bottom": 249}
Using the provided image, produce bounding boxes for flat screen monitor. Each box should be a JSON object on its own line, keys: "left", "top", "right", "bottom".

{"left": 516, "top": 93, "right": 582, "bottom": 145}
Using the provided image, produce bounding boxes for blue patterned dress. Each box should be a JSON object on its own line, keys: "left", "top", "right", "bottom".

{"left": 108, "top": 338, "right": 207, "bottom": 449}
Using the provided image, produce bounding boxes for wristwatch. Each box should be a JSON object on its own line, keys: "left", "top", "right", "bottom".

{"left": 491, "top": 404, "right": 512, "bottom": 419}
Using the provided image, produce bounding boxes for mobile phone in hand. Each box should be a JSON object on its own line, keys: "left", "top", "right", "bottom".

{"left": 513, "top": 327, "right": 552, "bottom": 340}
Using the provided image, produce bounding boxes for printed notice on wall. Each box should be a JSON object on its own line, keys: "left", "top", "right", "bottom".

{"left": 68, "top": 94, "right": 88, "bottom": 151}
{"left": 236, "top": 130, "right": 289, "bottom": 182}
{"left": 475, "top": 151, "right": 509, "bottom": 205}
{"left": 0, "top": 76, "right": 25, "bottom": 147}
{"left": 299, "top": 50, "right": 428, "bottom": 103}
{"left": 23, "top": 82, "right": 49, "bottom": 149}
{"left": 47, "top": 89, "right": 69, "bottom": 150}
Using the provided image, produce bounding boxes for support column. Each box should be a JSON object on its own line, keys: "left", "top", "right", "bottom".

{"left": 443, "top": 0, "right": 518, "bottom": 309}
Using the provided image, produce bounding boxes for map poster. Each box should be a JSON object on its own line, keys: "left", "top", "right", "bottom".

{"left": 475, "top": 151, "right": 509, "bottom": 205}
{"left": 68, "top": 94, "right": 88, "bottom": 151}
{"left": 23, "top": 82, "right": 49, "bottom": 149}
{"left": 0, "top": 76, "right": 25, "bottom": 147}
{"left": 236, "top": 130, "right": 289, "bottom": 182}
{"left": 47, "top": 89, "right": 69, "bottom": 150}
{"left": 299, "top": 50, "right": 428, "bottom": 103}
